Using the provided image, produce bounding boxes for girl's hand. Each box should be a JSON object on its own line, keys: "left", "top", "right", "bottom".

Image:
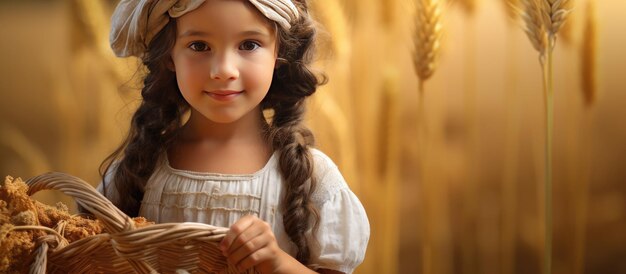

{"left": 220, "top": 215, "right": 289, "bottom": 273}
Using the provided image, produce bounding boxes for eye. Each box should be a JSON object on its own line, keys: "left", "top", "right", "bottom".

{"left": 239, "top": 40, "right": 260, "bottom": 51}
{"left": 188, "top": 41, "right": 209, "bottom": 52}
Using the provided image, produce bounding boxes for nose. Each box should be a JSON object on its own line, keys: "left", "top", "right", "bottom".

{"left": 210, "top": 51, "right": 239, "bottom": 80}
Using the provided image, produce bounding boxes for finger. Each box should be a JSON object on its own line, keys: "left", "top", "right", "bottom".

{"left": 234, "top": 245, "right": 273, "bottom": 273}
{"left": 220, "top": 215, "right": 256, "bottom": 252}
{"left": 227, "top": 220, "right": 267, "bottom": 255}
{"left": 227, "top": 235, "right": 270, "bottom": 267}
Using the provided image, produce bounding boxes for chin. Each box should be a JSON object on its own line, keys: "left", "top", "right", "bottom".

{"left": 206, "top": 113, "right": 245, "bottom": 124}
{"left": 208, "top": 116, "right": 239, "bottom": 124}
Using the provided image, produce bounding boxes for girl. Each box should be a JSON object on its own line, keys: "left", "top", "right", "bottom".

{"left": 99, "top": 0, "right": 369, "bottom": 273}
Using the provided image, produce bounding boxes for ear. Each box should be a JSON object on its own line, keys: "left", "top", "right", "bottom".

{"left": 166, "top": 57, "right": 176, "bottom": 71}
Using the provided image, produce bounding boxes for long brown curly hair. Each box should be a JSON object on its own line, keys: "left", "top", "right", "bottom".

{"left": 101, "top": 0, "right": 324, "bottom": 264}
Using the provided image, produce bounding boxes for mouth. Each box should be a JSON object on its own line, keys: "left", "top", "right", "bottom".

{"left": 205, "top": 90, "right": 243, "bottom": 101}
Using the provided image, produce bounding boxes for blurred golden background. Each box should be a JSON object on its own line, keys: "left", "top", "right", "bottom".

{"left": 1, "top": 0, "right": 625, "bottom": 273}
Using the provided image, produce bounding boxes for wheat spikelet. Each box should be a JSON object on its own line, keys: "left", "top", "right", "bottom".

{"left": 544, "top": 0, "right": 573, "bottom": 36}
{"left": 518, "top": 0, "right": 549, "bottom": 56}
{"left": 557, "top": 4, "right": 575, "bottom": 46}
{"left": 580, "top": 0, "right": 596, "bottom": 107}
{"left": 413, "top": 0, "right": 443, "bottom": 83}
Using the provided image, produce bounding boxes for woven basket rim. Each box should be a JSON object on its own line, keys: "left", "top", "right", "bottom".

{"left": 22, "top": 172, "right": 254, "bottom": 274}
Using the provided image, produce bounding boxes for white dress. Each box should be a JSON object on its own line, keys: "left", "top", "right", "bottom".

{"left": 98, "top": 148, "right": 369, "bottom": 274}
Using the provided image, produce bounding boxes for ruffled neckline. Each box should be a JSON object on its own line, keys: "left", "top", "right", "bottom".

{"left": 163, "top": 152, "right": 277, "bottom": 181}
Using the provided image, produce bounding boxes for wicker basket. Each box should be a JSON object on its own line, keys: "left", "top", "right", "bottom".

{"left": 24, "top": 172, "right": 255, "bottom": 274}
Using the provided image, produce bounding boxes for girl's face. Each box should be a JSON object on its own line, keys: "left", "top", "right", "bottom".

{"left": 171, "top": 0, "right": 277, "bottom": 124}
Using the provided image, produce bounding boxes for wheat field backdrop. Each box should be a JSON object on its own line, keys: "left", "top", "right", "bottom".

{"left": 1, "top": 0, "right": 625, "bottom": 273}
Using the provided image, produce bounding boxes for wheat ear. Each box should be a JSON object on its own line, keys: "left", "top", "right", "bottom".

{"left": 413, "top": 0, "right": 443, "bottom": 91}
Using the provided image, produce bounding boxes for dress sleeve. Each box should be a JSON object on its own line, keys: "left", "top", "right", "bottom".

{"left": 307, "top": 149, "right": 370, "bottom": 274}
{"left": 95, "top": 162, "right": 120, "bottom": 205}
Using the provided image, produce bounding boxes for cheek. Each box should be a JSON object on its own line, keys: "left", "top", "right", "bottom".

{"left": 175, "top": 60, "right": 204, "bottom": 88}
{"left": 245, "top": 60, "right": 275, "bottom": 90}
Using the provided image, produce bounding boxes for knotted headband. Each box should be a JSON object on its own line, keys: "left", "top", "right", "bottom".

{"left": 110, "top": 0, "right": 300, "bottom": 57}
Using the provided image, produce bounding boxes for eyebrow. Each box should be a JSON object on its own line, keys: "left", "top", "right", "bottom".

{"left": 178, "top": 29, "right": 271, "bottom": 38}
{"left": 178, "top": 30, "right": 209, "bottom": 38}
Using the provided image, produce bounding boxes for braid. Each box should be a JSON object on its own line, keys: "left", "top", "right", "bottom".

{"left": 263, "top": 0, "right": 326, "bottom": 264}
{"left": 101, "top": 20, "right": 187, "bottom": 216}
{"left": 269, "top": 101, "right": 318, "bottom": 263}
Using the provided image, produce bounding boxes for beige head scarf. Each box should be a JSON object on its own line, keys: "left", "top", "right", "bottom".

{"left": 110, "top": 0, "right": 300, "bottom": 57}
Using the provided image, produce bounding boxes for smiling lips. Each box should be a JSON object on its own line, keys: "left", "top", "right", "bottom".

{"left": 205, "top": 90, "right": 243, "bottom": 101}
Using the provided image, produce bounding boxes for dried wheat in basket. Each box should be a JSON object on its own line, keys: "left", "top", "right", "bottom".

{"left": 25, "top": 172, "right": 255, "bottom": 273}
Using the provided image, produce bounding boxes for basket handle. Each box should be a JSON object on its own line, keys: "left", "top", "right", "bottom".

{"left": 25, "top": 172, "right": 135, "bottom": 234}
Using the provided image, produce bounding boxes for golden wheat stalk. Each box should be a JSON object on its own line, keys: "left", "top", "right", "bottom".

{"left": 516, "top": 1, "right": 573, "bottom": 274}
{"left": 580, "top": 0, "right": 596, "bottom": 107}
{"left": 413, "top": 0, "right": 443, "bottom": 91}
{"left": 413, "top": 1, "right": 443, "bottom": 273}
